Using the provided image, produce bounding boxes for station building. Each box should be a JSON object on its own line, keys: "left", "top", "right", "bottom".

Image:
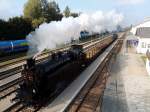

{"left": 130, "top": 18, "right": 150, "bottom": 75}
{"left": 130, "top": 18, "right": 150, "bottom": 54}
{"left": 136, "top": 27, "right": 150, "bottom": 54}
{"left": 130, "top": 18, "right": 150, "bottom": 35}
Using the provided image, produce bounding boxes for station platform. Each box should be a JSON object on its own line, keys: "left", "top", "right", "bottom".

{"left": 102, "top": 34, "right": 150, "bottom": 112}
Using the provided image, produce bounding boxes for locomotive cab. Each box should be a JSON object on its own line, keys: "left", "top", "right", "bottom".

{"left": 69, "top": 44, "right": 85, "bottom": 60}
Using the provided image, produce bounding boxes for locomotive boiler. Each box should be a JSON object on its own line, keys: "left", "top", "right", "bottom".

{"left": 17, "top": 34, "right": 118, "bottom": 105}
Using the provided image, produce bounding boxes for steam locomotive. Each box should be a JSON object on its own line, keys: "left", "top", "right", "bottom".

{"left": 17, "top": 44, "right": 86, "bottom": 104}
{"left": 16, "top": 34, "right": 118, "bottom": 105}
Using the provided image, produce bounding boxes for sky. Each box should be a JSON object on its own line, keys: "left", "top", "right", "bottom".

{"left": 0, "top": 0, "right": 150, "bottom": 26}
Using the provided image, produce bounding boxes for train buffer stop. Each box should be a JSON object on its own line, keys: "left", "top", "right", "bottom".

{"left": 102, "top": 32, "right": 150, "bottom": 112}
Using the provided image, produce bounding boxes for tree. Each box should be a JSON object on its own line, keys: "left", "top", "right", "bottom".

{"left": 70, "top": 13, "right": 79, "bottom": 18}
{"left": 63, "top": 6, "right": 79, "bottom": 18}
{"left": 0, "top": 19, "right": 7, "bottom": 40}
{"left": 63, "top": 6, "right": 70, "bottom": 17}
{"left": 24, "top": 0, "right": 42, "bottom": 20}
{"left": 32, "top": 17, "right": 46, "bottom": 28}
{"left": 46, "top": 1, "right": 62, "bottom": 22}
{"left": 40, "top": 0, "right": 50, "bottom": 21}
{"left": 0, "top": 17, "right": 33, "bottom": 40}
{"left": 24, "top": 0, "right": 62, "bottom": 26}
{"left": 8, "top": 17, "right": 33, "bottom": 40}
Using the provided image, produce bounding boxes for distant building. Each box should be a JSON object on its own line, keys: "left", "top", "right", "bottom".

{"left": 130, "top": 18, "right": 150, "bottom": 75}
{"left": 130, "top": 18, "right": 150, "bottom": 35}
{"left": 136, "top": 27, "right": 150, "bottom": 54}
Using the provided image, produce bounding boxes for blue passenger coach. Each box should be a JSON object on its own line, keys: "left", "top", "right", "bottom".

{"left": 0, "top": 39, "right": 28, "bottom": 55}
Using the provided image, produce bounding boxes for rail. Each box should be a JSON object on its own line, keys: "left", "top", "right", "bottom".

{"left": 66, "top": 34, "right": 125, "bottom": 112}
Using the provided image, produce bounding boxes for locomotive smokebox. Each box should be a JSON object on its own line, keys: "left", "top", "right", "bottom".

{"left": 26, "top": 58, "right": 35, "bottom": 69}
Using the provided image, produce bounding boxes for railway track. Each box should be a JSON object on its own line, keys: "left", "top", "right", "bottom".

{"left": 4, "top": 101, "right": 40, "bottom": 112}
{"left": 3, "top": 101, "right": 23, "bottom": 112}
{"left": 0, "top": 52, "right": 26, "bottom": 64}
{"left": 0, "top": 33, "right": 125, "bottom": 112}
{"left": 67, "top": 36, "right": 124, "bottom": 112}
{"left": 0, "top": 85, "right": 18, "bottom": 100}
{"left": 67, "top": 66, "right": 109, "bottom": 112}
{"left": 0, "top": 77, "right": 22, "bottom": 100}
{"left": 0, "top": 67, "right": 21, "bottom": 80}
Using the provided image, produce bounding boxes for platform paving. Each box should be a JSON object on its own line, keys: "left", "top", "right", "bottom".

{"left": 102, "top": 35, "right": 150, "bottom": 112}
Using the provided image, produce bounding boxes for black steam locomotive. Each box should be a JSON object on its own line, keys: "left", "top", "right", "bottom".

{"left": 17, "top": 44, "right": 86, "bottom": 104}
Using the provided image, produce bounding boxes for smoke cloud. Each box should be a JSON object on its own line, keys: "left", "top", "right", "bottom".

{"left": 27, "top": 10, "right": 124, "bottom": 56}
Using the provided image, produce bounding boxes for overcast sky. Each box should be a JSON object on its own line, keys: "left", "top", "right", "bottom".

{"left": 0, "top": 0, "right": 149, "bottom": 26}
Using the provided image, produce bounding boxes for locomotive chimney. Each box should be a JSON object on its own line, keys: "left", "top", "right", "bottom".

{"left": 27, "top": 58, "right": 35, "bottom": 68}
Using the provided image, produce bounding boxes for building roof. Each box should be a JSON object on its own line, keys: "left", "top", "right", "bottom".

{"left": 136, "top": 27, "right": 150, "bottom": 38}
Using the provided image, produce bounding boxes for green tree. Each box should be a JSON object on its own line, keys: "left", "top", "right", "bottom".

{"left": 46, "top": 1, "right": 62, "bottom": 22}
{"left": 0, "top": 17, "right": 33, "bottom": 40}
{"left": 63, "top": 6, "right": 70, "bottom": 17}
{"left": 8, "top": 17, "right": 33, "bottom": 40}
{"left": 70, "top": 13, "right": 79, "bottom": 18}
{"left": 0, "top": 19, "right": 7, "bottom": 40}
{"left": 24, "top": 0, "right": 62, "bottom": 26}
{"left": 32, "top": 17, "right": 46, "bottom": 28}
{"left": 40, "top": 0, "right": 49, "bottom": 21}
{"left": 24, "top": 0, "right": 42, "bottom": 19}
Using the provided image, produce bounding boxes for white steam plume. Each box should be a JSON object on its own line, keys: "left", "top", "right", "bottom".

{"left": 27, "top": 10, "right": 124, "bottom": 57}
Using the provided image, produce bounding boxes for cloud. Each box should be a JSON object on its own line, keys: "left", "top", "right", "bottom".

{"left": 117, "top": 0, "right": 145, "bottom": 5}
{"left": 0, "top": 0, "right": 26, "bottom": 20}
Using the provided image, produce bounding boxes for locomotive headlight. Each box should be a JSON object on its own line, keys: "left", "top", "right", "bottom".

{"left": 33, "top": 89, "right": 36, "bottom": 93}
